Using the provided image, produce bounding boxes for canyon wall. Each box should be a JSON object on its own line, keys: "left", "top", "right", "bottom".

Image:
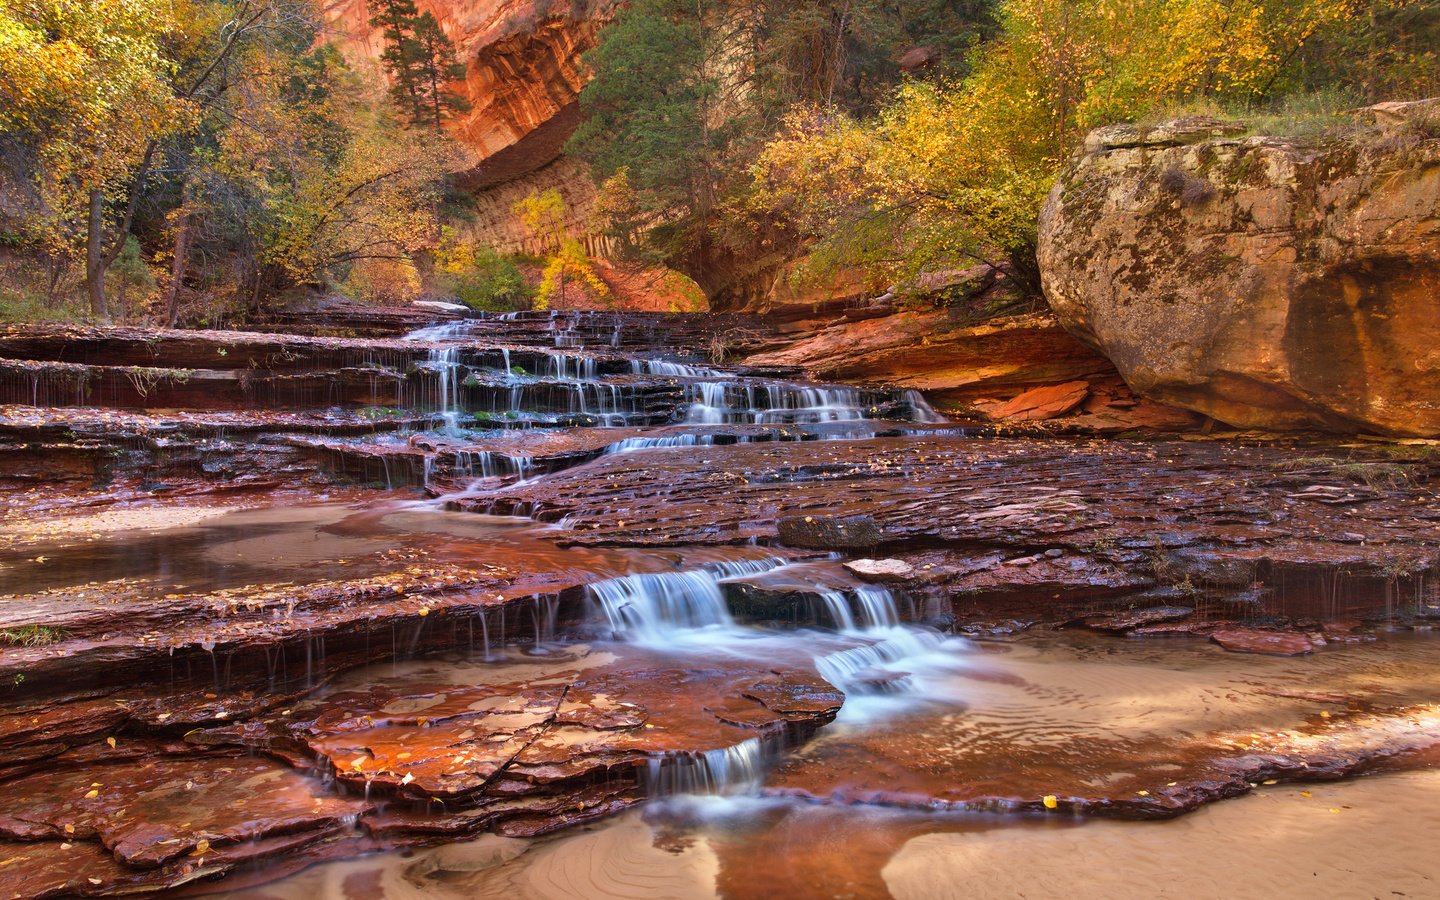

{"left": 322, "top": 0, "right": 607, "bottom": 241}
{"left": 1039, "top": 101, "right": 1440, "bottom": 437}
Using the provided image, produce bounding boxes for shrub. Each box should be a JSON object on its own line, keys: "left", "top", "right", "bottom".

{"left": 437, "top": 241, "right": 532, "bottom": 312}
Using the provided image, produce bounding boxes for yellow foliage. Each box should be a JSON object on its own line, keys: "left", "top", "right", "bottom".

{"left": 750, "top": 0, "right": 1372, "bottom": 295}
{"left": 343, "top": 257, "right": 422, "bottom": 304}
{"left": 534, "top": 238, "right": 612, "bottom": 310}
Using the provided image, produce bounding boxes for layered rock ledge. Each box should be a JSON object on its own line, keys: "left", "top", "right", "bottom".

{"left": 1039, "top": 101, "right": 1440, "bottom": 436}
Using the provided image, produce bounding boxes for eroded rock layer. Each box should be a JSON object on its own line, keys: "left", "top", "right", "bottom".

{"left": 3, "top": 308, "right": 1439, "bottom": 897}
{"left": 1039, "top": 102, "right": 1440, "bottom": 436}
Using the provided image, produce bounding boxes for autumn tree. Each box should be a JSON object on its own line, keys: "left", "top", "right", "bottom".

{"left": 0, "top": 0, "right": 181, "bottom": 318}
{"left": 512, "top": 189, "right": 609, "bottom": 309}
{"left": 748, "top": 0, "right": 1416, "bottom": 303}
{"left": 567, "top": 0, "right": 998, "bottom": 300}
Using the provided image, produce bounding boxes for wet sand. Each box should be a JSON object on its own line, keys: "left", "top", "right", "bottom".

{"left": 235, "top": 769, "right": 1440, "bottom": 900}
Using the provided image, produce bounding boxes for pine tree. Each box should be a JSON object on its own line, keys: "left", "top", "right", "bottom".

{"left": 412, "top": 12, "right": 470, "bottom": 132}
{"left": 368, "top": 1, "right": 468, "bottom": 130}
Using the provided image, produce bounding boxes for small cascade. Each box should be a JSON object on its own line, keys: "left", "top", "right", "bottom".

{"left": 819, "top": 592, "right": 856, "bottom": 632}
{"left": 603, "top": 434, "right": 717, "bottom": 455}
{"left": 902, "top": 390, "right": 949, "bottom": 425}
{"left": 685, "top": 382, "right": 733, "bottom": 424}
{"left": 453, "top": 450, "right": 537, "bottom": 482}
{"left": 586, "top": 558, "right": 787, "bottom": 643}
{"left": 853, "top": 586, "right": 902, "bottom": 629}
{"left": 817, "top": 585, "right": 904, "bottom": 633}
{"left": 632, "top": 359, "right": 716, "bottom": 378}
{"left": 756, "top": 384, "right": 866, "bottom": 424}
{"left": 546, "top": 352, "right": 598, "bottom": 382}
{"left": 815, "top": 630, "right": 947, "bottom": 695}
{"left": 402, "top": 321, "right": 472, "bottom": 342}
{"left": 418, "top": 346, "right": 464, "bottom": 432}
{"left": 644, "top": 737, "right": 768, "bottom": 796}
{"left": 813, "top": 585, "right": 948, "bottom": 696}
{"left": 683, "top": 381, "right": 874, "bottom": 425}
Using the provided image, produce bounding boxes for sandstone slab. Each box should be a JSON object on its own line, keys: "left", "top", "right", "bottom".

{"left": 1039, "top": 105, "right": 1440, "bottom": 436}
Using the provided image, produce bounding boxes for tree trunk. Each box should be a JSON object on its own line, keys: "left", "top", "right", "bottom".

{"left": 86, "top": 189, "right": 109, "bottom": 320}
{"left": 165, "top": 180, "right": 194, "bottom": 327}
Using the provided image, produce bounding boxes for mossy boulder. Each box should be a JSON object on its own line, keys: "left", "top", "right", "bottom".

{"left": 1038, "top": 100, "right": 1440, "bottom": 437}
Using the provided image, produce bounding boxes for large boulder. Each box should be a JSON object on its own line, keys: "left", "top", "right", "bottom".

{"left": 1038, "top": 102, "right": 1440, "bottom": 436}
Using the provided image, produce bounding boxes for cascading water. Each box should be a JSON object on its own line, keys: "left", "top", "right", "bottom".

{"left": 682, "top": 381, "right": 881, "bottom": 425}
{"left": 603, "top": 434, "right": 717, "bottom": 455}
{"left": 586, "top": 558, "right": 788, "bottom": 643}
{"left": 581, "top": 555, "right": 970, "bottom": 795}
{"left": 426, "top": 346, "right": 463, "bottom": 433}
{"left": 644, "top": 737, "right": 768, "bottom": 796}
{"left": 454, "top": 450, "right": 537, "bottom": 482}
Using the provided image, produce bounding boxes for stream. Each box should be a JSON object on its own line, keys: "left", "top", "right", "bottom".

{"left": 0, "top": 311, "right": 1437, "bottom": 898}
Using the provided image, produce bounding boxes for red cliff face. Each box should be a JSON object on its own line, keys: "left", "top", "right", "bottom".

{"left": 322, "top": 0, "right": 606, "bottom": 192}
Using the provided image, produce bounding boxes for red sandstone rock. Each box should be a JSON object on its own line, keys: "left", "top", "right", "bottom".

{"left": 1076, "top": 605, "right": 1195, "bottom": 633}
{"left": 1211, "top": 630, "right": 1315, "bottom": 656}
{"left": 988, "top": 380, "right": 1090, "bottom": 421}
{"left": 843, "top": 558, "right": 915, "bottom": 582}
{"left": 1040, "top": 105, "right": 1440, "bottom": 437}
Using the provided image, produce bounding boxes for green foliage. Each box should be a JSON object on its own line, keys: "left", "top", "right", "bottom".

{"left": 0, "top": 283, "right": 86, "bottom": 322}
{"left": 0, "top": 625, "right": 69, "bottom": 647}
{"left": 747, "top": 0, "right": 1440, "bottom": 302}
{"left": 368, "top": 0, "right": 469, "bottom": 130}
{"left": 358, "top": 405, "right": 406, "bottom": 420}
{"left": 452, "top": 247, "right": 532, "bottom": 312}
{"left": 111, "top": 235, "right": 155, "bottom": 291}
{"left": 567, "top": 0, "right": 714, "bottom": 261}
{"left": 435, "top": 229, "right": 532, "bottom": 311}
{"left": 569, "top": 0, "right": 1000, "bottom": 295}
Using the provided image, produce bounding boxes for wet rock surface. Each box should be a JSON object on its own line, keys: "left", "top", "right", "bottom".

{"left": 482, "top": 434, "right": 1439, "bottom": 620}
{"left": 2, "top": 309, "right": 1439, "bottom": 896}
{"left": 743, "top": 308, "right": 1201, "bottom": 432}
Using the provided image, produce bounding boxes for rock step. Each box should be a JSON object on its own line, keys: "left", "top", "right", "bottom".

{"left": 0, "top": 325, "right": 660, "bottom": 376}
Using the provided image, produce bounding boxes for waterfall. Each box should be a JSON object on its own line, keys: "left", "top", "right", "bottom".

{"left": 819, "top": 592, "right": 857, "bottom": 632}
{"left": 644, "top": 737, "right": 767, "bottom": 796}
{"left": 635, "top": 359, "right": 716, "bottom": 378}
{"left": 403, "top": 321, "right": 471, "bottom": 342}
{"left": 454, "top": 450, "right": 536, "bottom": 481}
{"left": 426, "top": 347, "right": 463, "bottom": 433}
{"left": 683, "top": 381, "right": 876, "bottom": 425}
{"left": 902, "top": 390, "right": 949, "bottom": 424}
{"left": 546, "top": 352, "right": 598, "bottom": 382}
{"left": 684, "top": 382, "right": 735, "bottom": 424}
{"left": 815, "top": 630, "right": 945, "bottom": 695}
{"left": 812, "top": 584, "right": 945, "bottom": 696}
{"left": 604, "top": 434, "right": 717, "bottom": 455}
{"left": 586, "top": 558, "right": 787, "bottom": 643}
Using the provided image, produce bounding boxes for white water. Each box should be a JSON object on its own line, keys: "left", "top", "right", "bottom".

{"left": 427, "top": 347, "right": 463, "bottom": 433}
{"left": 584, "top": 556, "right": 972, "bottom": 793}
{"left": 603, "top": 434, "right": 717, "bottom": 455}
{"left": 453, "top": 450, "right": 537, "bottom": 481}
{"left": 684, "top": 382, "right": 875, "bottom": 425}
{"left": 644, "top": 737, "right": 768, "bottom": 796}
{"left": 586, "top": 558, "right": 789, "bottom": 644}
